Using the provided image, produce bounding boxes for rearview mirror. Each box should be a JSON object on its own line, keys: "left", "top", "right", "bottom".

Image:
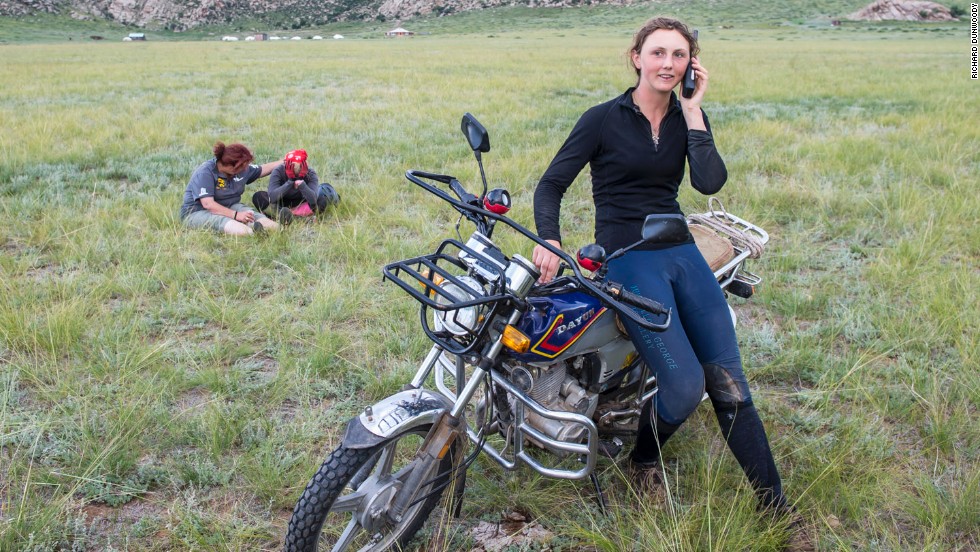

{"left": 641, "top": 214, "right": 690, "bottom": 244}
{"left": 461, "top": 113, "right": 490, "bottom": 153}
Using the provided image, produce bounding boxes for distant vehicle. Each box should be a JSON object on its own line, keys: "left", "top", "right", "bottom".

{"left": 312, "top": 35, "right": 323, "bottom": 40}
{"left": 245, "top": 36, "right": 255, "bottom": 41}
{"left": 221, "top": 36, "right": 239, "bottom": 41}
{"left": 291, "top": 36, "right": 302, "bottom": 40}
{"left": 127, "top": 32, "right": 146, "bottom": 41}
{"left": 333, "top": 34, "right": 344, "bottom": 39}
{"left": 270, "top": 36, "right": 282, "bottom": 40}
{"left": 122, "top": 37, "right": 132, "bottom": 41}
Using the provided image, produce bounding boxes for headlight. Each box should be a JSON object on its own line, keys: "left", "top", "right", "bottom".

{"left": 432, "top": 275, "right": 483, "bottom": 336}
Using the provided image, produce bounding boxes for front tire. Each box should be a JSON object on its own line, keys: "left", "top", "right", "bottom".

{"left": 285, "top": 425, "right": 459, "bottom": 551}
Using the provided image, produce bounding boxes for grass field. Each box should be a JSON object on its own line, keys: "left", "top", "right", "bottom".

{"left": 1, "top": 1, "right": 977, "bottom": 550}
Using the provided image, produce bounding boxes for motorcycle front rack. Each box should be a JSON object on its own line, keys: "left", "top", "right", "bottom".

{"left": 432, "top": 352, "right": 598, "bottom": 481}
{"left": 383, "top": 238, "right": 511, "bottom": 355}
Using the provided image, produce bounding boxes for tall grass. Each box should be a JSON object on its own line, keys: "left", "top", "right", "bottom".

{"left": 1, "top": 5, "right": 976, "bottom": 550}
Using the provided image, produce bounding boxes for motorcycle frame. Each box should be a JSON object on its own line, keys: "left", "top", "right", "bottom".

{"left": 395, "top": 328, "right": 662, "bottom": 481}
{"left": 431, "top": 346, "right": 599, "bottom": 479}
{"left": 396, "top": 325, "right": 658, "bottom": 482}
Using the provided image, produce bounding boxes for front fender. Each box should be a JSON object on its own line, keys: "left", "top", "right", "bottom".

{"left": 342, "top": 389, "right": 453, "bottom": 449}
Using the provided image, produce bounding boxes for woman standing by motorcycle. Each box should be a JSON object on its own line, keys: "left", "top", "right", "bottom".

{"left": 531, "top": 17, "right": 806, "bottom": 542}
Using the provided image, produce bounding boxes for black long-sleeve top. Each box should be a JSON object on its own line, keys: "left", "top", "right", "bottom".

{"left": 534, "top": 88, "right": 727, "bottom": 252}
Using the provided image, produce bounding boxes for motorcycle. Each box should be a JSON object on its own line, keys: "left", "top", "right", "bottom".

{"left": 284, "top": 114, "right": 769, "bottom": 551}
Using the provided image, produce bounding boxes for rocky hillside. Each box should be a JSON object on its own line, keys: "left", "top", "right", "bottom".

{"left": 849, "top": 0, "right": 955, "bottom": 21}
{"left": 0, "top": 0, "right": 632, "bottom": 30}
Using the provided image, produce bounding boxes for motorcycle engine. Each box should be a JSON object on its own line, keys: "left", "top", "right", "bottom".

{"left": 504, "top": 360, "right": 598, "bottom": 448}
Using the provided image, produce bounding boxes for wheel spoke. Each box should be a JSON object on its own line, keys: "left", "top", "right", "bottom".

{"left": 390, "top": 460, "right": 415, "bottom": 482}
{"left": 329, "top": 518, "right": 363, "bottom": 552}
{"left": 375, "top": 441, "right": 399, "bottom": 476}
{"left": 331, "top": 489, "right": 367, "bottom": 513}
{"left": 350, "top": 454, "right": 381, "bottom": 490}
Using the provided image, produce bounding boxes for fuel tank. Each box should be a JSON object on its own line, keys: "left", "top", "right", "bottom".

{"left": 510, "top": 290, "right": 623, "bottom": 365}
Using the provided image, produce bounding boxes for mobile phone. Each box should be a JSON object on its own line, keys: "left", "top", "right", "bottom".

{"left": 682, "top": 29, "right": 699, "bottom": 99}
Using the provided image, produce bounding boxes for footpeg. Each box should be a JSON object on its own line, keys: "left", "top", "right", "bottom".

{"left": 598, "top": 437, "right": 624, "bottom": 459}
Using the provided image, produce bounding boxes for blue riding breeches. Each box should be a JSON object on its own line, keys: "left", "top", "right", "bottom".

{"left": 606, "top": 243, "right": 752, "bottom": 429}
{"left": 607, "top": 243, "right": 785, "bottom": 509}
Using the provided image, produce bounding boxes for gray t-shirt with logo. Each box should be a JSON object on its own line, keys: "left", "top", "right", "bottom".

{"left": 180, "top": 159, "right": 263, "bottom": 218}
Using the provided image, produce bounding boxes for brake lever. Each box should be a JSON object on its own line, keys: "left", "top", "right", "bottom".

{"left": 530, "top": 274, "right": 578, "bottom": 295}
{"left": 449, "top": 179, "right": 480, "bottom": 207}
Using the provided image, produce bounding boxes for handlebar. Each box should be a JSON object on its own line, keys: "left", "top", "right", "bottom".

{"left": 602, "top": 281, "right": 670, "bottom": 317}
{"left": 404, "top": 169, "right": 671, "bottom": 333}
{"left": 449, "top": 178, "right": 480, "bottom": 207}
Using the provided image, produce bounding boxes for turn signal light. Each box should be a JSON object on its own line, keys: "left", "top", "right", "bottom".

{"left": 501, "top": 325, "right": 531, "bottom": 353}
{"left": 419, "top": 268, "right": 446, "bottom": 296}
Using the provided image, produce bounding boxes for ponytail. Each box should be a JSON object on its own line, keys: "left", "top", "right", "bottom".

{"left": 212, "top": 141, "right": 253, "bottom": 168}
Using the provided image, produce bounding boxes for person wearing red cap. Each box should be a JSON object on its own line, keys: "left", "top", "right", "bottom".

{"left": 252, "top": 149, "right": 340, "bottom": 225}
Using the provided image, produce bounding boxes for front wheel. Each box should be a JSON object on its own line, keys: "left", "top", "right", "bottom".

{"left": 285, "top": 425, "right": 461, "bottom": 551}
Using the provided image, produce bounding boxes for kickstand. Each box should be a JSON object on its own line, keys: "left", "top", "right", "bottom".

{"left": 590, "top": 473, "right": 609, "bottom": 516}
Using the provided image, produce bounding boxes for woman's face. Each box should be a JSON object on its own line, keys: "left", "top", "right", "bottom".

{"left": 632, "top": 29, "right": 691, "bottom": 94}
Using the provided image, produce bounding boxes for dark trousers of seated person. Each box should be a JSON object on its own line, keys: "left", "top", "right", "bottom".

{"left": 253, "top": 191, "right": 326, "bottom": 218}
{"left": 253, "top": 185, "right": 339, "bottom": 217}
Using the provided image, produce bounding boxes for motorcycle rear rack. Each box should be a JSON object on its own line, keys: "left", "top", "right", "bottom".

{"left": 687, "top": 206, "right": 769, "bottom": 287}
{"left": 383, "top": 238, "right": 511, "bottom": 354}
{"left": 431, "top": 352, "right": 598, "bottom": 481}
{"left": 734, "top": 268, "right": 762, "bottom": 286}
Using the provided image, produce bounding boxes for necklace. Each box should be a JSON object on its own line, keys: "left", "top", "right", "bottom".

{"left": 633, "top": 91, "right": 662, "bottom": 148}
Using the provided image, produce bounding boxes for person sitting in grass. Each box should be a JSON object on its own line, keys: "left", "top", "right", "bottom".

{"left": 251, "top": 149, "right": 340, "bottom": 225}
{"left": 180, "top": 141, "right": 281, "bottom": 235}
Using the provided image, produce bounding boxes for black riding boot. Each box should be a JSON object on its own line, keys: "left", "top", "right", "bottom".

{"left": 631, "top": 399, "right": 681, "bottom": 464}
{"left": 714, "top": 401, "right": 787, "bottom": 510}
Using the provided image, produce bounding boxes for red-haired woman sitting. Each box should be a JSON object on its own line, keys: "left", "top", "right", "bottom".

{"left": 179, "top": 141, "right": 281, "bottom": 235}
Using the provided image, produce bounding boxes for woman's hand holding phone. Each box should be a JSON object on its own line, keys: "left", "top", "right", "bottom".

{"left": 682, "top": 29, "right": 700, "bottom": 99}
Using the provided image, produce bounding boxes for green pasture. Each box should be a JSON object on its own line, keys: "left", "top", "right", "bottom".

{"left": 1, "top": 6, "right": 977, "bottom": 551}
